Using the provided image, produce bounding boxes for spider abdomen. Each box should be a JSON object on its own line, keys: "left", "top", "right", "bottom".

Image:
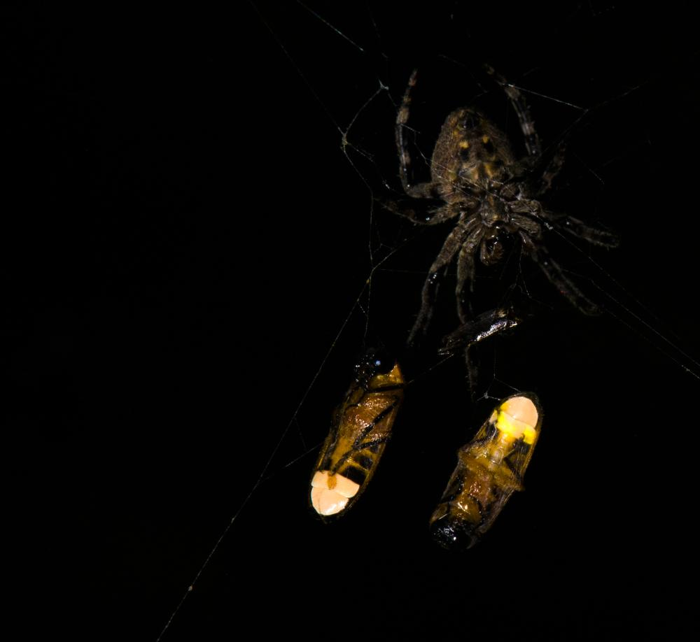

{"left": 431, "top": 108, "right": 516, "bottom": 196}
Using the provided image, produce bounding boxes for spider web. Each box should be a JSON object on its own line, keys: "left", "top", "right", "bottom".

{"left": 17, "top": 2, "right": 697, "bottom": 640}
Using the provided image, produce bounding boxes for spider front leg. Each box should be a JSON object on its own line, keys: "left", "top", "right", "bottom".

{"left": 408, "top": 217, "right": 479, "bottom": 345}
{"left": 512, "top": 202, "right": 618, "bottom": 250}
{"left": 379, "top": 195, "right": 462, "bottom": 226}
{"left": 455, "top": 225, "right": 485, "bottom": 325}
{"left": 395, "top": 68, "right": 428, "bottom": 198}
{"left": 554, "top": 215, "right": 619, "bottom": 248}
{"left": 519, "top": 232, "right": 600, "bottom": 315}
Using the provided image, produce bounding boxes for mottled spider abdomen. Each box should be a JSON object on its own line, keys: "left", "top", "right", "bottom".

{"left": 431, "top": 108, "right": 516, "bottom": 197}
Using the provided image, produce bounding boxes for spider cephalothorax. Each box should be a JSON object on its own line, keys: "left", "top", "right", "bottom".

{"left": 387, "top": 67, "right": 618, "bottom": 347}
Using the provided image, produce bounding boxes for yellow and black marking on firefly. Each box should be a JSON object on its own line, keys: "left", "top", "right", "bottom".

{"left": 310, "top": 349, "right": 405, "bottom": 519}
{"left": 429, "top": 393, "right": 542, "bottom": 550}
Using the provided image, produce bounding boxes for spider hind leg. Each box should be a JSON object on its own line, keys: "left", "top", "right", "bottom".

{"left": 483, "top": 63, "right": 541, "bottom": 158}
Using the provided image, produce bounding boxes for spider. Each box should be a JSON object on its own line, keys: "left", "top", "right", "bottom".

{"left": 385, "top": 66, "right": 618, "bottom": 349}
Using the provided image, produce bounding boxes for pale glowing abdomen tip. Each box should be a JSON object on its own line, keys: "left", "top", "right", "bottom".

{"left": 497, "top": 395, "right": 540, "bottom": 443}
{"left": 310, "top": 486, "right": 349, "bottom": 516}
{"left": 501, "top": 395, "right": 539, "bottom": 427}
{"left": 310, "top": 471, "right": 360, "bottom": 517}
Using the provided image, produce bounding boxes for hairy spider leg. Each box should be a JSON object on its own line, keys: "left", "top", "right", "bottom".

{"left": 395, "top": 69, "right": 429, "bottom": 198}
{"left": 483, "top": 63, "right": 542, "bottom": 158}
{"left": 407, "top": 218, "right": 480, "bottom": 346}
{"left": 555, "top": 215, "right": 619, "bottom": 247}
{"left": 483, "top": 64, "right": 573, "bottom": 198}
{"left": 519, "top": 232, "right": 599, "bottom": 315}
{"left": 529, "top": 141, "right": 568, "bottom": 196}
{"left": 455, "top": 224, "right": 485, "bottom": 324}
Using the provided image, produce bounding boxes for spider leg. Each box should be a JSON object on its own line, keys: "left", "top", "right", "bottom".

{"left": 453, "top": 227, "right": 490, "bottom": 396}
{"left": 484, "top": 64, "right": 541, "bottom": 158}
{"left": 511, "top": 203, "right": 618, "bottom": 249}
{"left": 519, "top": 232, "right": 600, "bottom": 315}
{"left": 455, "top": 226, "right": 485, "bottom": 324}
{"left": 529, "top": 141, "right": 567, "bottom": 196}
{"left": 484, "top": 65, "right": 571, "bottom": 197}
{"left": 554, "top": 215, "right": 619, "bottom": 248}
{"left": 463, "top": 344, "right": 480, "bottom": 399}
{"left": 408, "top": 218, "right": 478, "bottom": 345}
{"left": 508, "top": 212, "right": 542, "bottom": 237}
{"left": 379, "top": 198, "right": 461, "bottom": 226}
{"left": 396, "top": 69, "right": 434, "bottom": 199}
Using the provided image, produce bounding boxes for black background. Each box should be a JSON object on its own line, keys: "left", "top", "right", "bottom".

{"left": 6, "top": 2, "right": 700, "bottom": 640}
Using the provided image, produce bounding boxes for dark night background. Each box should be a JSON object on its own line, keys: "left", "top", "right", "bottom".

{"left": 5, "top": 2, "right": 700, "bottom": 640}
